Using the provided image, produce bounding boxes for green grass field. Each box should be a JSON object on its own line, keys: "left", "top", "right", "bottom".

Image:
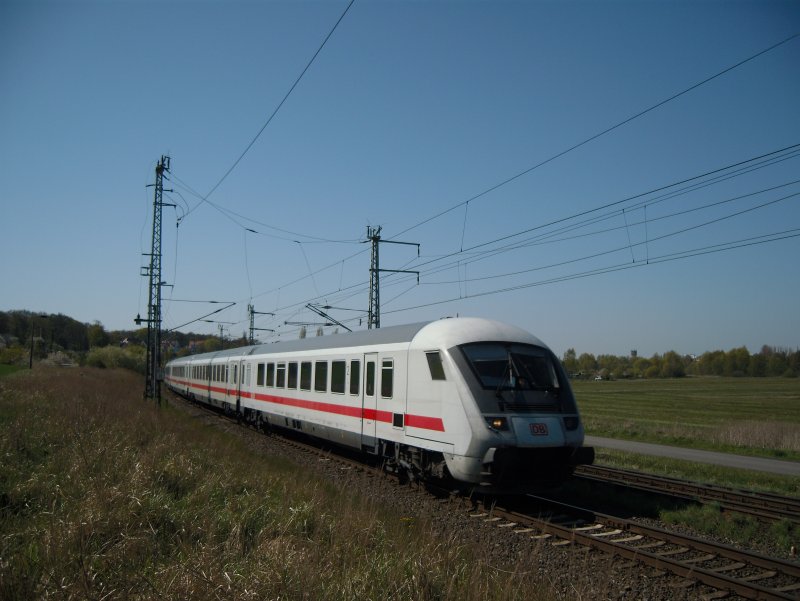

{"left": 0, "top": 364, "right": 24, "bottom": 378}
{"left": 571, "top": 377, "right": 800, "bottom": 549}
{"left": 573, "top": 377, "right": 800, "bottom": 461}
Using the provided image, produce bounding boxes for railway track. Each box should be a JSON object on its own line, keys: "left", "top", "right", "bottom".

{"left": 575, "top": 464, "right": 800, "bottom": 524}
{"left": 468, "top": 494, "right": 800, "bottom": 600}
{"left": 172, "top": 393, "right": 800, "bottom": 599}
{"left": 260, "top": 429, "right": 800, "bottom": 599}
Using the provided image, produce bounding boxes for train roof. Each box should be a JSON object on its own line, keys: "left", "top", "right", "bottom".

{"left": 167, "top": 317, "right": 549, "bottom": 365}
{"left": 169, "top": 321, "right": 430, "bottom": 364}
{"left": 251, "top": 321, "right": 429, "bottom": 354}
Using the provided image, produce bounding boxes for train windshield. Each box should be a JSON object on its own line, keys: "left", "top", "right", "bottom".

{"left": 461, "top": 343, "right": 559, "bottom": 390}
{"left": 459, "top": 342, "right": 575, "bottom": 411}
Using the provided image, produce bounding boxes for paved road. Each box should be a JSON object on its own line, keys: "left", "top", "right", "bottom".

{"left": 584, "top": 435, "right": 800, "bottom": 477}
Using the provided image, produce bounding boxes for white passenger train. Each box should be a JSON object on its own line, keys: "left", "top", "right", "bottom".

{"left": 164, "top": 317, "right": 593, "bottom": 489}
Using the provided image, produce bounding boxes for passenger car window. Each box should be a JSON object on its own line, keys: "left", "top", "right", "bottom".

{"left": 331, "top": 360, "right": 346, "bottom": 394}
{"left": 349, "top": 360, "right": 360, "bottom": 395}
{"left": 314, "top": 361, "right": 328, "bottom": 392}
{"left": 300, "top": 362, "right": 312, "bottom": 390}
{"left": 381, "top": 359, "right": 393, "bottom": 398}
{"left": 276, "top": 363, "right": 286, "bottom": 388}
{"left": 366, "top": 361, "right": 375, "bottom": 397}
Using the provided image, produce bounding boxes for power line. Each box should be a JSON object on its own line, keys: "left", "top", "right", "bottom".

{"left": 389, "top": 33, "right": 800, "bottom": 241}
{"left": 380, "top": 228, "right": 800, "bottom": 317}
{"left": 418, "top": 177, "right": 800, "bottom": 282}
{"left": 343, "top": 144, "right": 798, "bottom": 291}
{"left": 382, "top": 144, "right": 800, "bottom": 281}
{"left": 165, "top": 24, "right": 798, "bottom": 330}
{"left": 156, "top": 24, "right": 798, "bottom": 336}
{"left": 198, "top": 0, "right": 356, "bottom": 204}
{"left": 352, "top": 174, "right": 800, "bottom": 306}
{"left": 189, "top": 187, "right": 799, "bottom": 335}
{"left": 170, "top": 172, "right": 361, "bottom": 244}
{"left": 422, "top": 190, "right": 800, "bottom": 286}
{"left": 215, "top": 173, "right": 797, "bottom": 336}
{"left": 183, "top": 130, "right": 799, "bottom": 336}
{"left": 166, "top": 302, "right": 237, "bottom": 332}
{"left": 263, "top": 146, "right": 800, "bottom": 328}
{"left": 161, "top": 0, "right": 360, "bottom": 296}
{"left": 164, "top": 28, "right": 797, "bottom": 332}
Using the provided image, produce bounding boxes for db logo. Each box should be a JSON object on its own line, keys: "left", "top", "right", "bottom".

{"left": 529, "top": 423, "right": 549, "bottom": 436}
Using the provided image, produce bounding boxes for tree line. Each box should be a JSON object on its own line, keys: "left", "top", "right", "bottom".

{"left": 562, "top": 345, "right": 799, "bottom": 379}
{"left": 0, "top": 310, "right": 248, "bottom": 367}
{"left": 1, "top": 310, "right": 797, "bottom": 377}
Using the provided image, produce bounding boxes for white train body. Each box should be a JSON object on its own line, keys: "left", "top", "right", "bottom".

{"left": 165, "top": 317, "right": 592, "bottom": 488}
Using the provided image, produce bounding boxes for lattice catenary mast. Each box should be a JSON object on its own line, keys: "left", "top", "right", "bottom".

{"left": 135, "top": 155, "right": 172, "bottom": 404}
{"left": 366, "top": 226, "right": 419, "bottom": 329}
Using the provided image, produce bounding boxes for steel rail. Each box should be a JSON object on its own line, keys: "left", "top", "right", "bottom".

{"left": 575, "top": 464, "right": 800, "bottom": 524}
{"left": 471, "top": 494, "right": 800, "bottom": 600}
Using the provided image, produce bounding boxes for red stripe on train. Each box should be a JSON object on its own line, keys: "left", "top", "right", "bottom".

{"left": 167, "top": 378, "right": 445, "bottom": 432}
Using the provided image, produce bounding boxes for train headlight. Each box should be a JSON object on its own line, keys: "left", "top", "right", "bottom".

{"left": 485, "top": 416, "right": 509, "bottom": 431}
{"left": 564, "top": 416, "right": 580, "bottom": 431}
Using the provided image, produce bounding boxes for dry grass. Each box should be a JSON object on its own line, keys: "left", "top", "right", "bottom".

{"left": 1, "top": 368, "right": 568, "bottom": 601}
{"left": 707, "top": 421, "right": 800, "bottom": 453}
{"left": 574, "top": 377, "right": 800, "bottom": 460}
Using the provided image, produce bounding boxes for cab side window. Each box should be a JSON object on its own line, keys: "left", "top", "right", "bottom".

{"left": 425, "top": 351, "right": 446, "bottom": 380}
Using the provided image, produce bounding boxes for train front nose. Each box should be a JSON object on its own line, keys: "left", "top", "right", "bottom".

{"left": 478, "top": 416, "right": 593, "bottom": 486}
{"left": 507, "top": 415, "right": 565, "bottom": 445}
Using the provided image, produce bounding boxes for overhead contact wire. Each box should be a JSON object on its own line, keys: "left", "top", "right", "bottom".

{"left": 389, "top": 33, "right": 800, "bottom": 240}
{"left": 202, "top": 0, "right": 356, "bottom": 202}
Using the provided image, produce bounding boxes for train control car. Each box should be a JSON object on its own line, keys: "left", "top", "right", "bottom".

{"left": 164, "top": 317, "right": 593, "bottom": 489}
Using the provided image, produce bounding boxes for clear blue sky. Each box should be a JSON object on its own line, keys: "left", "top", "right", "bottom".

{"left": 2, "top": 0, "right": 799, "bottom": 357}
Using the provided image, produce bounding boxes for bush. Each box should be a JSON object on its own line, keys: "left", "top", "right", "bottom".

{"left": 0, "top": 346, "right": 26, "bottom": 366}
{"left": 85, "top": 345, "right": 146, "bottom": 373}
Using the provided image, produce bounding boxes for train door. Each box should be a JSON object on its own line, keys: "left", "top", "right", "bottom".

{"left": 236, "top": 359, "right": 244, "bottom": 414}
{"left": 361, "top": 353, "right": 377, "bottom": 450}
{"left": 224, "top": 361, "right": 232, "bottom": 405}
